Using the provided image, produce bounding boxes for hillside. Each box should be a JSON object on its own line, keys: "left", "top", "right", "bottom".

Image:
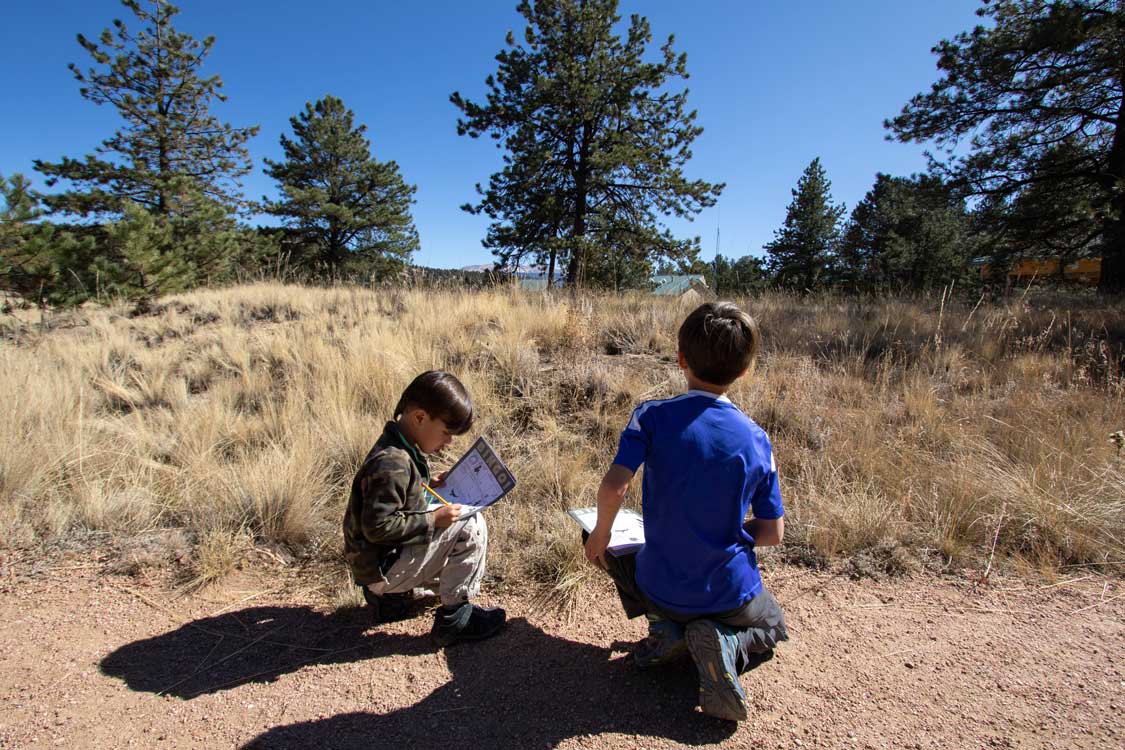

{"left": 1, "top": 283, "right": 1122, "bottom": 589}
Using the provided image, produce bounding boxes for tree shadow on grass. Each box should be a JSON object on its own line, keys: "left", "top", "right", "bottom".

{"left": 240, "top": 617, "right": 739, "bottom": 749}
{"left": 100, "top": 604, "right": 432, "bottom": 699}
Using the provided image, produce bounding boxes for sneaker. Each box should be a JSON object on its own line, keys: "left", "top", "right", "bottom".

{"left": 361, "top": 587, "right": 413, "bottom": 623}
{"left": 633, "top": 617, "right": 688, "bottom": 668}
{"left": 431, "top": 603, "right": 506, "bottom": 647}
{"left": 686, "top": 619, "right": 748, "bottom": 721}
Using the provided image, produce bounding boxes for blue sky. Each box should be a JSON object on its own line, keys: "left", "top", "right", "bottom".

{"left": 1, "top": 0, "right": 984, "bottom": 269}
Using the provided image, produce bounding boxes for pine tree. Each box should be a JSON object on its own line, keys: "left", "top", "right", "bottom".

{"left": 837, "top": 174, "right": 974, "bottom": 292}
{"left": 2, "top": 176, "right": 265, "bottom": 305}
{"left": 263, "top": 95, "right": 419, "bottom": 278}
{"left": 707, "top": 253, "right": 767, "bottom": 297}
{"left": 451, "top": 0, "right": 722, "bottom": 287}
{"left": 0, "top": 174, "right": 99, "bottom": 305}
{"left": 93, "top": 204, "right": 195, "bottom": 298}
{"left": 34, "top": 0, "right": 257, "bottom": 220}
{"left": 887, "top": 0, "right": 1125, "bottom": 291}
{"left": 30, "top": 1, "right": 258, "bottom": 298}
{"left": 0, "top": 175, "right": 40, "bottom": 262}
{"left": 0, "top": 174, "right": 49, "bottom": 300}
{"left": 764, "top": 158, "right": 844, "bottom": 290}
{"left": 975, "top": 138, "right": 1104, "bottom": 280}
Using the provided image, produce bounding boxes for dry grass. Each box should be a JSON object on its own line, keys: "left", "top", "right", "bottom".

{"left": 1, "top": 282, "right": 1123, "bottom": 596}
{"left": 186, "top": 527, "right": 250, "bottom": 590}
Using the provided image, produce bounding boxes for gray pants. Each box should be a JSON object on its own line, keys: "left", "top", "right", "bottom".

{"left": 588, "top": 532, "right": 789, "bottom": 672}
{"left": 368, "top": 515, "right": 488, "bottom": 607}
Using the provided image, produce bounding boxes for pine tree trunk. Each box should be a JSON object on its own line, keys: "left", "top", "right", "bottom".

{"left": 1099, "top": 58, "right": 1125, "bottom": 292}
{"left": 1101, "top": 221, "right": 1125, "bottom": 292}
{"left": 565, "top": 126, "right": 591, "bottom": 287}
{"left": 155, "top": 7, "right": 170, "bottom": 220}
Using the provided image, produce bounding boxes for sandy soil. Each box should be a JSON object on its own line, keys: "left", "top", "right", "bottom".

{"left": 0, "top": 551, "right": 1121, "bottom": 750}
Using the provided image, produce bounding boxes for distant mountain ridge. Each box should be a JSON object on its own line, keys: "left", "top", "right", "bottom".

{"left": 459, "top": 263, "right": 547, "bottom": 278}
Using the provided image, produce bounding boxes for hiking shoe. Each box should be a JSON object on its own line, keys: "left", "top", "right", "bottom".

{"left": 362, "top": 587, "right": 413, "bottom": 624}
{"left": 431, "top": 603, "right": 506, "bottom": 647}
{"left": 686, "top": 619, "right": 748, "bottom": 721}
{"left": 633, "top": 617, "right": 688, "bottom": 668}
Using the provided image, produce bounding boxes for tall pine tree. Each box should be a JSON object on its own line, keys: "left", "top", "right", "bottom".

{"left": 35, "top": 0, "right": 257, "bottom": 219}
{"left": 451, "top": 0, "right": 722, "bottom": 287}
{"left": 764, "top": 158, "right": 844, "bottom": 290}
{"left": 32, "top": 0, "right": 258, "bottom": 297}
{"left": 887, "top": 0, "right": 1125, "bottom": 291}
{"left": 263, "top": 95, "right": 419, "bottom": 277}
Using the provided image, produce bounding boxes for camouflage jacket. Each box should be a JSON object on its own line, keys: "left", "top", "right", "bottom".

{"left": 343, "top": 421, "right": 436, "bottom": 586}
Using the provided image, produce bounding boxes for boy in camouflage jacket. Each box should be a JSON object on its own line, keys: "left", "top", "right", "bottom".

{"left": 343, "top": 371, "right": 505, "bottom": 646}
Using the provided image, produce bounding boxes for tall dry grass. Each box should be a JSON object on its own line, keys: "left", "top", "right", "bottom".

{"left": 1, "top": 283, "right": 1122, "bottom": 593}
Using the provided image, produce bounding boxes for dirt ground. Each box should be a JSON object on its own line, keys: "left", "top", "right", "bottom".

{"left": 0, "top": 550, "right": 1122, "bottom": 750}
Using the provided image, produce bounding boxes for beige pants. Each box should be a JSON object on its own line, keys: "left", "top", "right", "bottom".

{"left": 367, "top": 514, "right": 488, "bottom": 607}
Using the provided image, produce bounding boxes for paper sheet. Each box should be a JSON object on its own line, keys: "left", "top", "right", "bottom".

{"left": 427, "top": 437, "right": 516, "bottom": 516}
{"left": 567, "top": 506, "right": 645, "bottom": 555}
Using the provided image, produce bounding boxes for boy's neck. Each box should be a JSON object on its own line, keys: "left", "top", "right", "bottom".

{"left": 684, "top": 374, "right": 729, "bottom": 396}
{"left": 394, "top": 415, "right": 422, "bottom": 449}
{"left": 388, "top": 418, "right": 431, "bottom": 482}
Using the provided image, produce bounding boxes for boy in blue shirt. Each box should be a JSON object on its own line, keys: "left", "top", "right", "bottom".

{"left": 584, "top": 301, "right": 789, "bottom": 721}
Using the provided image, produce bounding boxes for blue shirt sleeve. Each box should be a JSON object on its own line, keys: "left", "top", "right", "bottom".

{"left": 612, "top": 404, "right": 649, "bottom": 472}
{"left": 749, "top": 437, "right": 784, "bottom": 520}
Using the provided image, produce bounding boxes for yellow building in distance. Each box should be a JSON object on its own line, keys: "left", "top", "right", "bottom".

{"left": 978, "top": 257, "right": 1101, "bottom": 285}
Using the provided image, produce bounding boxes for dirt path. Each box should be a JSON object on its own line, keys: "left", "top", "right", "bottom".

{"left": 0, "top": 557, "right": 1121, "bottom": 750}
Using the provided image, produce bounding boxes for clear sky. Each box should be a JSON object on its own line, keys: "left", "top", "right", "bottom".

{"left": 1, "top": 0, "right": 985, "bottom": 269}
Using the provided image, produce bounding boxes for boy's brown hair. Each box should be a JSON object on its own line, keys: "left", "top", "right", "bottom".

{"left": 393, "top": 371, "right": 474, "bottom": 434}
{"left": 677, "top": 302, "right": 760, "bottom": 386}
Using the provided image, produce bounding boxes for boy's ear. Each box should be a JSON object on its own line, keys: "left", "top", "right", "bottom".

{"left": 676, "top": 350, "right": 688, "bottom": 370}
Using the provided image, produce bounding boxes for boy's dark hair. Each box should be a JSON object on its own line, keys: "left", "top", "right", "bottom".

{"left": 393, "top": 371, "right": 474, "bottom": 434}
{"left": 677, "top": 302, "right": 760, "bottom": 386}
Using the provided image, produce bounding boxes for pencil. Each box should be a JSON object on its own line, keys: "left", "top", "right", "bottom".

{"left": 422, "top": 481, "right": 452, "bottom": 507}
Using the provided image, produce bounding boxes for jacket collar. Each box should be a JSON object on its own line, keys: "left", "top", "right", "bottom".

{"left": 381, "top": 421, "right": 430, "bottom": 482}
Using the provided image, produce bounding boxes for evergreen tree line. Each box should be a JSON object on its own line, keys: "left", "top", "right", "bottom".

{"left": 2, "top": 0, "right": 1123, "bottom": 304}
{"left": 727, "top": 158, "right": 979, "bottom": 296}
{"left": 0, "top": 1, "right": 418, "bottom": 305}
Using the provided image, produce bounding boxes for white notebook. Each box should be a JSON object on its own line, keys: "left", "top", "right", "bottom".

{"left": 567, "top": 507, "right": 645, "bottom": 556}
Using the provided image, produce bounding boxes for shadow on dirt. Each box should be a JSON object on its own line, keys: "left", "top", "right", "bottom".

{"left": 100, "top": 604, "right": 429, "bottom": 699}
{"left": 240, "top": 617, "right": 741, "bottom": 749}
{"left": 102, "top": 606, "right": 745, "bottom": 747}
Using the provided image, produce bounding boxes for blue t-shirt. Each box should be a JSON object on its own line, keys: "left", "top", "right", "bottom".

{"left": 612, "top": 389, "right": 784, "bottom": 615}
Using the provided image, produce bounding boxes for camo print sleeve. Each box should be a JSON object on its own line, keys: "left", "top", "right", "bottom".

{"left": 357, "top": 453, "right": 435, "bottom": 547}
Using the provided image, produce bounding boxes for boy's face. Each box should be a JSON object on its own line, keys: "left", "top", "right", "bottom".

{"left": 403, "top": 408, "right": 455, "bottom": 454}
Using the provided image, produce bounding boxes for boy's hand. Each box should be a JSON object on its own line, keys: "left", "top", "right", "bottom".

{"left": 584, "top": 526, "right": 612, "bottom": 570}
{"left": 432, "top": 471, "right": 449, "bottom": 488}
{"left": 433, "top": 503, "right": 462, "bottom": 528}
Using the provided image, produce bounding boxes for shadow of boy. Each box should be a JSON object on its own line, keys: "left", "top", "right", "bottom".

{"left": 240, "top": 617, "right": 743, "bottom": 750}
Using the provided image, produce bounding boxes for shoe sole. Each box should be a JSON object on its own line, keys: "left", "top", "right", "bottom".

{"left": 686, "top": 620, "right": 748, "bottom": 721}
